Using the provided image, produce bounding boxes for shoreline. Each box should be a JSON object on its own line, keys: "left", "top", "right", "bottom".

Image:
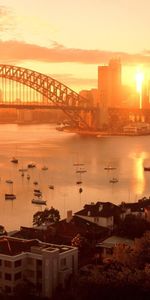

{"left": 58, "top": 127, "right": 150, "bottom": 137}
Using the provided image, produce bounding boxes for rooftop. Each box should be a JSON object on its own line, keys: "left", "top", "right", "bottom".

{"left": 0, "top": 236, "right": 74, "bottom": 256}
{"left": 75, "top": 201, "right": 122, "bottom": 218}
{"left": 97, "top": 236, "right": 134, "bottom": 249}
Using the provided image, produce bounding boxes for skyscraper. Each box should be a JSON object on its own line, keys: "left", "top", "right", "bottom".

{"left": 98, "top": 59, "right": 122, "bottom": 108}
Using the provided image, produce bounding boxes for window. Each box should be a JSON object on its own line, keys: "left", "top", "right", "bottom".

{"left": 4, "top": 261, "right": 12, "bottom": 268}
{"left": 15, "top": 260, "right": 22, "bottom": 268}
{"left": 5, "top": 273, "right": 11, "bottom": 281}
{"left": 15, "top": 272, "right": 22, "bottom": 280}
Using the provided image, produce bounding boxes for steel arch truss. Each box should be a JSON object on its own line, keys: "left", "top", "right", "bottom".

{"left": 0, "top": 64, "right": 90, "bottom": 129}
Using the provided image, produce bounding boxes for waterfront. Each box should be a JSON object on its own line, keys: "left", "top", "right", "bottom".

{"left": 0, "top": 123, "right": 150, "bottom": 231}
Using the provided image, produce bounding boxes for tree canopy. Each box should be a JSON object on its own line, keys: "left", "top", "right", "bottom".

{"left": 33, "top": 207, "right": 60, "bottom": 226}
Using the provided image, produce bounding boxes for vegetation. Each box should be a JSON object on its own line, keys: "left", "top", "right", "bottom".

{"left": 33, "top": 207, "right": 60, "bottom": 226}
{"left": 116, "top": 214, "right": 150, "bottom": 238}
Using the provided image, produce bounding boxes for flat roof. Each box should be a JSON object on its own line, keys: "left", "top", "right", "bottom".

{"left": 0, "top": 236, "right": 74, "bottom": 256}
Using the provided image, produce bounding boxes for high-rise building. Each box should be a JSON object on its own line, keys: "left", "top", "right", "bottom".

{"left": 98, "top": 59, "right": 122, "bottom": 108}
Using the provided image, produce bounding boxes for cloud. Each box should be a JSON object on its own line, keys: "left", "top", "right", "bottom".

{"left": 0, "top": 39, "right": 150, "bottom": 65}
{"left": 50, "top": 73, "right": 97, "bottom": 88}
{"left": 0, "top": 5, "right": 14, "bottom": 33}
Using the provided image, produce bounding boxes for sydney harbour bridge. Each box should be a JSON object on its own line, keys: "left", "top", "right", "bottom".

{"left": 0, "top": 64, "right": 99, "bottom": 129}
{"left": 0, "top": 64, "right": 150, "bottom": 130}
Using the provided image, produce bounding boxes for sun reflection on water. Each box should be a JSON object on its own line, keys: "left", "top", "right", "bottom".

{"left": 130, "top": 151, "right": 147, "bottom": 195}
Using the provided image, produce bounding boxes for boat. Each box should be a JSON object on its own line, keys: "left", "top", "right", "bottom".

{"left": 11, "top": 157, "right": 18, "bottom": 164}
{"left": 76, "top": 169, "right": 87, "bottom": 174}
{"left": 19, "top": 168, "right": 28, "bottom": 172}
{"left": 41, "top": 166, "right": 48, "bottom": 171}
{"left": 33, "top": 181, "right": 38, "bottom": 185}
{"left": 73, "top": 163, "right": 84, "bottom": 166}
{"left": 5, "top": 179, "right": 13, "bottom": 184}
{"left": 76, "top": 181, "right": 82, "bottom": 185}
{"left": 49, "top": 185, "right": 54, "bottom": 190}
{"left": 32, "top": 198, "right": 46, "bottom": 205}
{"left": 109, "top": 177, "right": 118, "bottom": 183}
{"left": 144, "top": 167, "right": 150, "bottom": 171}
{"left": 104, "top": 166, "right": 116, "bottom": 170}
{"left": 79, "top": 187, "right": 83, "bottom": 193}
{"left": 5, "top": 193, "right": 16, "bottom": 200}
{"left": 28, "top": 163, "right": 36, "bottom": 168}
{"left": 34, "top": 189, "right": 42, "bottom": 197}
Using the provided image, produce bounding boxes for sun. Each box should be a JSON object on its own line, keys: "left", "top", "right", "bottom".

{"left": 135, "top": 70, "right": 144, "bottom": 93}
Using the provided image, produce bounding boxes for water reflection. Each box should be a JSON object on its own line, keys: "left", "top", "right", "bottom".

{"left": 130, "top": 151, "right": 147, "bottom": 195}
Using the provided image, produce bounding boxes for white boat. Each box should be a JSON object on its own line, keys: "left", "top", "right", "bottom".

{"left": 104, "top": 166, "right": 116, "bottom": 170}
{"left": 32, "top": 198, "right": 46, "bottom": 205}
{"left": 109, "top": 177, "right": 118, "bottom": 183}
{"left": 11, "top": 157, "right": 18, "bottom": 164}
{"left": 41, "top": 166, "right": 48, "bottom": 171}
{"left": 5, "top": 179, "right": 13, "bottom": 184}
{"left": 5, "top": 193, "right": 16, "bottom": 200}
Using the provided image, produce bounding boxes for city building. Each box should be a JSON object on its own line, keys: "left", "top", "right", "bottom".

{"left": 0, "top": 236, "right": 78, "bottom": 298}
{"left": 98, "top": 59, "right": 122, "bottom": 108}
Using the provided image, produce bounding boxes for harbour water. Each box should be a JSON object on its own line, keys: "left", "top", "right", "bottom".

{"left": 0, "top": 123, "right": 150, "bottom": 231}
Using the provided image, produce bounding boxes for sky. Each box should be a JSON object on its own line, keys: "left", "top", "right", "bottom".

{"left": 1, "top": 0, "right": 150, "bottom": 92}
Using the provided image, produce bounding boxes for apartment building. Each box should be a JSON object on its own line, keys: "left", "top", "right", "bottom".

{"left": 0, "top": 236, "right": 78, "bottom": 298}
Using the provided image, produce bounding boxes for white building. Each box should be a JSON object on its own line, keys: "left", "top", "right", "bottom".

{"left": 0, "top": 236, "right": 78, "bottom": 298}
{"left": 75, "top": 202, "right": 122, "bottom": 230}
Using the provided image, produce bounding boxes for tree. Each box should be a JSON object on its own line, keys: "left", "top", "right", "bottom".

{"left": 117, "top": 214, "right": 150, "bottom": 239}
{"left": 33, "top": 207, "right": 60, "bottom": 226}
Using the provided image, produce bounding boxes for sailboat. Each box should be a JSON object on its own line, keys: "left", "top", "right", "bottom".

{"left": 5, "top": 182, "right": 16, "bottom": 200}
{"left": 11, "top": 157, "right": 18, "bottom": 164}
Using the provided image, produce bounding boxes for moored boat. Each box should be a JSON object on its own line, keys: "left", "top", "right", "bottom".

{"left": 109, "top": 177, "right": 118, "bottom": 183}
{"left": 11, "top": 157, "right": 18, "bottom": 164}
{"left": 144, "top": 167, "right": 150, "bottom": 171}
{"left": 32, "top": 198, "right": 46, "bottom": 205}
{"left": 49, "top": 185, "right": 54, "bottom": 190}
{"left": 5, "top": 179, "right": 13, "bottom": 184}
{"left": 5, "top": 193, "right": 16, "bottom": 200}
{"left": 28, "top": 163, "right": 36, "bottom": 168}
{"left": 41, "top": 166, "right": 48, "bottom": 171}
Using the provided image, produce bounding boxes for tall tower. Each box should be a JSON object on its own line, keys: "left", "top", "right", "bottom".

{"left": 109, "top": 58, "right": 121, "bottom": 107}
{"left": 98, "top": 59, "right": 122, "bottom": 108}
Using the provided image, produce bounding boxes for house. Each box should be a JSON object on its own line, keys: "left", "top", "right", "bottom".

{"left": 120, "top": 197, "right": 150, "bottom": 219}
{"left": 96, "top": 235, "right": 134, "bottom": 259}
{"left": 53, "top": 213, "right": 109, "bottom": 245}
{"left": 75, "top": 202, "right": 123, "bottom": 230}
{"left": 0, "top": 236, "right": 78, "bottom": 298}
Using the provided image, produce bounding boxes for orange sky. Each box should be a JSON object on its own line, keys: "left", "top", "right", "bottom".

{"left": 1, "top": 0, "right": 150, "bottom": 92}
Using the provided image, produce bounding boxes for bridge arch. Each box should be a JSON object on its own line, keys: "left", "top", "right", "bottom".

{"left": 0, "top": 64, "right": 91, "bottom": 129}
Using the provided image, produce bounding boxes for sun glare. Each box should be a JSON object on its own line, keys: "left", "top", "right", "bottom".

{"left": 136, "top": 70, "right": 144, "bottom": 93}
